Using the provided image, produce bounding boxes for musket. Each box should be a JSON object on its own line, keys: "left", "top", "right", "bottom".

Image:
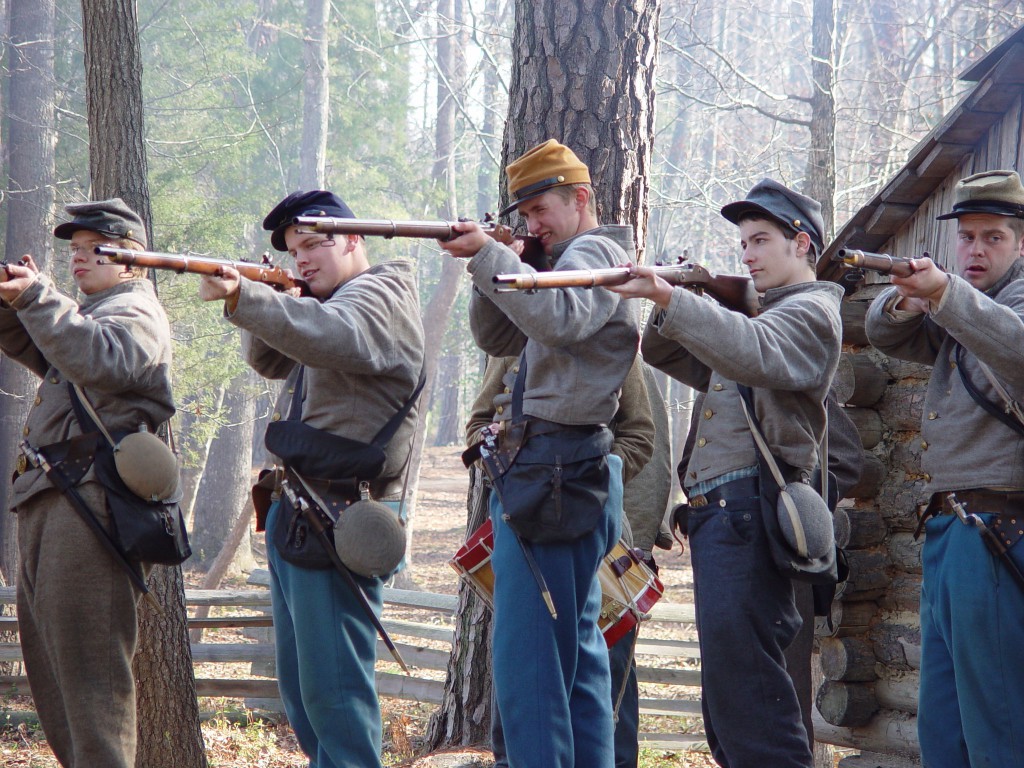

{"left": 833, "top": 248, "right": 925, "bottom": 278}
{"left": 0, "top": 258, "right": 27, "bottom": 283}
{"left": 94, "top": 245, "right": 310, "bottom": 295}
{"left": 492, "top": 261, "right": 761, "bottom": 318}
{"left": 292, "top": 214, "right": 551, "bottom": 272}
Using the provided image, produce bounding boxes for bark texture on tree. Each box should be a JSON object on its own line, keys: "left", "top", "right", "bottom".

{"left": 1, "top": 0, "right": 56, "bottom": 583}
{"left": 806, "top": 0, "right": 837, "bottom": 238}
{"left": 425, "top": 466, "right": 495, "bottom": 749}
{"left": 80, "top": 1, "right": 207, "bottom": 763}
{"left": 82, "top": 0, "right": 153, "bottom": 246}
{"left": 501, "top": 0, "right": 660, "bottom": 263}
{"left": 188, "top": 372, "right": 257, "bottom": 573}
{"left": 299, "top": 0, "right": 330, "bottom": 190}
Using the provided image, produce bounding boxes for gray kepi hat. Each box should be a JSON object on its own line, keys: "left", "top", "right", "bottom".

{"left": 721, "top": 179, "right": 826, "bottom": 257}
{"left": 936, "top": 170, "right": 1024, "bottom": 220}
{"left": 53, "top": 198, "right": 147, "bottom": 248}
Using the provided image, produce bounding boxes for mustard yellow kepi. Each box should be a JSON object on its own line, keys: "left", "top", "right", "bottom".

{"left": 937, "top": 170, "right": 1024, "bottom": 220}
{"left": 499, "top": 139, "right": 591, "bottom": 217}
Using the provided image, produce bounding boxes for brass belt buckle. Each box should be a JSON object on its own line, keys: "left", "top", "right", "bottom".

{"left": 15, "top": 453, "right": 27, "bottom": 476}
{"left": 689, "top": 494, "right": 709, "bottom": 508}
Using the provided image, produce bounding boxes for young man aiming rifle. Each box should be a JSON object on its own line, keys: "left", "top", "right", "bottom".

{"left": 0, "top": 199, "right": 174, "bottom": 768}
{"left": 609, "top": 179, "right": 843, "bottom": 768}
{"left": 440, "top": 139, "right": 639, "bottom": 768}
{"left": 200, "top": 190, "right": 424, "bottom": 768}
{"left": 865, "top": 169, "right": 1024, "bottom": 767}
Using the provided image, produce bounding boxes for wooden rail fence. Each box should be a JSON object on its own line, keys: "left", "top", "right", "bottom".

{"left": 0, "top": 583, "right": 706, "bottom": 752}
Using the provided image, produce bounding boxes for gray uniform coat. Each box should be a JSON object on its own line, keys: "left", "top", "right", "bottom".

{"left": 0, "top": 277, "right": 174, "bottom": 506}
{"left": 228, "top": 260, "right": 424, "bottom": 482}
{"left": 466, "top": 225, "right": 639, "bottom": 426}
{"left": 643, "top": 280, "right": 843, "bottom": 487}
{"left": 865, "top": 258, "right": 1024, "bottom": 492}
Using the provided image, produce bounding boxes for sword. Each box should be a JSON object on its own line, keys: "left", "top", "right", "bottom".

{"left": 281, "top": 477, "right": 410, "bottom": 674}
{"left": 947, "top": 493, "right": 1024, "bottom": 593}
{"left": 20, "top": 440, "right": 160, "bottom": 612}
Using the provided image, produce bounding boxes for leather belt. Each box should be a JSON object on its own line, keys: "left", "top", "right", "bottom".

{"left": 927, "top": 490, "right": 1024, "bottom": 518}
{"left": 497, "top": 418, "right": 606, "bottom": 449}
{"left": 688, "top": 476, "right": 760, "bottom": 509}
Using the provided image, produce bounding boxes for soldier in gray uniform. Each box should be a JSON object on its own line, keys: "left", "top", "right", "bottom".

{"left": 610, "top": 179, "right": 842, "bottom": 768}
{"left": 440, "top": 139, "right": 638, "bottom": 768}
{"left": 0, "top": 199, "right": 174, "bottom": 768}
{"left": 200, "top": 190, "right": 424, "bottom": 768}
{"left": 865, "top": 169, "right": 1024, "bottom": 768}
{"left": 468, "top": 353, "right": 671, "bottom": 768}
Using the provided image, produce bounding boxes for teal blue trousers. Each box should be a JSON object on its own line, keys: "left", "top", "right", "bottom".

{"left": 266, "top": 499, "right": 386, "bottom": 768}
{"left": 919, "top": 514, "right": 1024, "bottom": 767}
{"left": 490, "top": 453, "right": 623, "bottom": 768}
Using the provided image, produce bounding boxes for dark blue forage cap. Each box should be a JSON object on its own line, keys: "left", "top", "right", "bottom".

{"left": 720, "top": 179, "right": 825, "bottom": 257}
{"left": 53, "top": 198, "right": 147, "bottom": 248}
{"left": 262, "top": 190, "right": 356, "bottom": 251}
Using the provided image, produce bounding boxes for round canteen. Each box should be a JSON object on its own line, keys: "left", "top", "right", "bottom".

{"left": 114, "top": 431, "right": 180, "bottom": 501}
{"left": 334, "top": 499, "right": 407, "bottom": 578}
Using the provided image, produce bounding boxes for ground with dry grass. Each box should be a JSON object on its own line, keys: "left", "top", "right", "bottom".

{"left": 0, "top": 447, "right": 731, "bottom": 767}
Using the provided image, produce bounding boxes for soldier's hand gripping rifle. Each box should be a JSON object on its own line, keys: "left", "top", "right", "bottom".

{"left": 292, "top": 214, "right": 551, "bottom": 272}
{"left": 94, "top": 246, "right": 311, "bottom": 296}
{"left": 492, "top": 259, "right": 761, "bottom": 318}
{"left": 832, "top": 248, "right": 928, "bottom": 278}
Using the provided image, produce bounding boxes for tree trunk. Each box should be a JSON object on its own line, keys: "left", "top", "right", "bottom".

{"left": 433, "top": 353, "right": 461, "bottom": 446}
{"left": 394, "top": 0, "right": 468, "bottom": 587}
{"left": 501, "top": 0, "right": 660, "bottom": 262}
{"left": 805, "top": 0, "right": 836, "bottom": 239}
{"left": 188, "top": 370, "right": 257, "bottom": 574}
{"left": 0, "top": 0, "right": 56, "bottom": 585}
{"left": 425, "top": 465, "right": 495, "bottom": 749}
{"left": 80, "top": 1, "right": 207, "bottom": 764}
{"left": 299, "top": 0, "right": 330, "bottom": 190}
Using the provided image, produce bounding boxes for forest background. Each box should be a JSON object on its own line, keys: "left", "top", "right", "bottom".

{"left": 1, "top": 0, "right": 1024, "bottom": 764}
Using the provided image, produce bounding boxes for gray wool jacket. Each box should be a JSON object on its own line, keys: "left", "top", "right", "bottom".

{"left": 643, "top": 280, "right": 843, "bottom": 489}
{"left": 866, "top": 258, "right": 1024, "bottom": 493}
{"left": 228, "top": 260, "right": 425, "bottom": 482}
{"left": 0, "top": 277, "right": 175, "bottom": 508}
{"left": 466, "top": 225, "right": 639, "bottom": 426}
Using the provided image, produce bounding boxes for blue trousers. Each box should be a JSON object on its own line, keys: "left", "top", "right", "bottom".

{"left": 919, "top": 514, "right": 1024, "bottom": 767}
{"left": 266, "top": 499, "right": 385, "bottom": 768}
{"left": 490, "top": 453, "right": 623, "bottom": 768}
{"left": 688, "top": 495, "right": 811, "bottom": 768}
{"left": 492, "top": 623, "right": 640, "bottom": 768}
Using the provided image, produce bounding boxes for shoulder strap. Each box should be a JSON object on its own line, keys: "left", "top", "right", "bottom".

{"left": 370, "top": 371, "right": 427, "bottom": 449}
{"left": 954, "top": 343, "right": 1024, "bottom": 437}
{"left": 737, "top": 384, "right": 828, "bottom": 500}
{"left": 286, "top": 363, "right": 425, "bottom": 449}
{"left": 68, "top": 383, "right": 115, "bottom": 447}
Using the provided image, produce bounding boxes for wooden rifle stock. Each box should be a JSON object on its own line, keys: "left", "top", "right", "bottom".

{"left": 493, "top": 263, "right": 760, "bottom": 317}
{"left": 95, "top": 246, "right": 310, "bottom": 295}
{"left": 833, "top": 249, "right": 922, "bottom": 278}
{"left": 293, "top": 215, "right": 551, "bottom": 271}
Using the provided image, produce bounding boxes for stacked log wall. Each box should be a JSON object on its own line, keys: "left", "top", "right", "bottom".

{"left": 815, "top": 288, "right": 928, "bottom": 766}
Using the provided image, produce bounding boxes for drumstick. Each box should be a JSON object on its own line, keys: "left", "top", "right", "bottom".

{"left": 515, "top": 536, "right": 558, "bottom": 619}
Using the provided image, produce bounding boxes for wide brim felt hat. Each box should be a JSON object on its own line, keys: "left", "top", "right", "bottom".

{"left": 498, "top": 140, "right": 591, "bottom": 217}
{"left": 53, "top": 198, "right": 147, "bottom": 248}
{"left": 936, "top": 170, "right": 1024, "bottom": 220}
{"left": 720, "top": 179, "right": 825, "bottom": 255}
{"left": 263, "top": 190, "right": 357, "bottom": 251}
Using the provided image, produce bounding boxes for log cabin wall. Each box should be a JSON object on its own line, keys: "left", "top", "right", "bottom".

{"left": 812, "top": 34, "right": 1024, "bottom": 768}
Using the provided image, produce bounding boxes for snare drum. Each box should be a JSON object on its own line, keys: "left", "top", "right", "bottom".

{"left": 450, "top": 519, "right": 664, "bottom": 647}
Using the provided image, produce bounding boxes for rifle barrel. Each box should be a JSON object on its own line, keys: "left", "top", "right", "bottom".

{"left": 834, "top": 248, "right": 917, "bottom": 278}
{"left": 293, "top": 216, "right": 459, "bottom": 241}
{"left": 493, "top": 264, "right": 759, "bottom": 317}
{"left": 95, "top": 245, "right": 307, "bottom": 294}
